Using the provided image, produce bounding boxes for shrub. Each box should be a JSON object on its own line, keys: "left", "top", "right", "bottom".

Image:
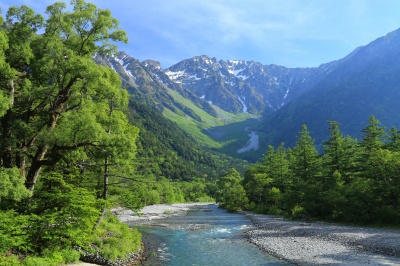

{"left": 0, "top": 254, "right": 20, "bottom": 266}
{"left": 291, "top": 205, "right": 305, "bottom": 219}
{"left": 89, "top": 211, "right": 142, "bottom": 261}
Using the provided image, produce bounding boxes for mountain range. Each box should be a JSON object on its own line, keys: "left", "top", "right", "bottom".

{"left": 95, "top": 27, "right": 400, "bottom": 161}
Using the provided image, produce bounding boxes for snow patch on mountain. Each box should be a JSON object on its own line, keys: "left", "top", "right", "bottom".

{"left": 284, "top": 89, "right": 289, "bottom": 99}
{"left": 127, "top": 70, "right": 135, "bottom": 79}
{"left": 108, "top": 60, "right": 116, "bottom": 72}
{"left": 237, "top": 74, "right": 249, "bottom": 80}
{"left": 121, "top": 64, "right": 133, "bottom": 78}
{"left": 229, "top": 68, "right": 246, "bottom": 76}
{"left": 165, "top": 70, "right": 186, "bottom": 81}
{"left": 154, "top": 74, "right": 162, "bottom": 83}
{"left": 266, "top": 100, "right": 276, "bottom": 111}
{"left": 237, "top": 95, "right": 248, "bottom": 113}
{"left": 188, "top": 74, "right": 201, "bottom": 80}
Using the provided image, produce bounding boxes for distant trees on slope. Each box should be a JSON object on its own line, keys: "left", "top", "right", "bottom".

{"left": 218, "top": 116, "right": 400, "bottom": 225}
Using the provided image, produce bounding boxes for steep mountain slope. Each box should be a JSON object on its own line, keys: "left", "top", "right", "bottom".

{"left": 95, "top": 28, "right": 400, "bottom": 161}
{"left": 164, "top": 55, "right": 346, "bottom": 115}
{"left": 259, "top": 28, "right": 400, "bottom": 148}
{"left": 127, "top": 99, "right": 250, "bottom": 180}
{"left": 94, "top": 52, "right": 258, "bottom": 155}
{"left": 94, "top": 52, "right": 218, "bottom": 121}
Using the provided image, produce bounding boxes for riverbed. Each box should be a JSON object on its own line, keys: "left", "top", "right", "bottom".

{"left": 127, "top": 204, "right": 290, "bottom": 265}
{"left": 246, "top": 213, "right": 400, "bottom": 265}
{"left": 237, "top": 127, "right": 259, "bottom": 153}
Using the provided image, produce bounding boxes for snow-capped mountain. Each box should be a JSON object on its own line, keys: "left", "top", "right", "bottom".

{"left": 94, "top": 50, "right": 356, "bottom": 117}
{"left": 164, "top": 55, "right": 346, "bottom": 114}
{"left": 94, "top": 52, "right": 218, "bottom": 121}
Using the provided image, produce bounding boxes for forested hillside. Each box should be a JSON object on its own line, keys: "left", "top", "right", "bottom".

{"left": 127, "top": 98, "right": 250, "bottom": 181}
{"left": 217, "top": 117, "right": 400, "bottom": 225}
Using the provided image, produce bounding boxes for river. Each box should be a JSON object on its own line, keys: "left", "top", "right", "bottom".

{"left": 132, "top": 204, "right": 291, "bottom": 266}
{"left": 237, "top": 127, "right": 259, "bottom": 153}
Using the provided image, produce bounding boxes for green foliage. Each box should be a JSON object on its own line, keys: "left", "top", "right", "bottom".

{"left": 216, "top": 168, "right": 249, "bottom": 212}
{"left": 0, "top": 210, "right": 30, "bottom": 253}
{"left": 109, "top": 177, "right": 213, "bottom": 213}
{"left": 241, "top": 117, "right": 400, "bottom": 225}
{"left": 361, "top": 115, "right": 385, "bottom": 152}
{"left": 291, "top": 125, "right": 321, "bottom": 182}
{"left": 179, "top": 179, "right": 215, "bottom": 202}
{"left": 0, "top": 0, "right": 133, "bottom": 194}
{"left": 90, "top": 211, "right": 141, "bottom": 261}
{"left": 28, "top": 172, "right": 101, "bottom": 251}
{"left": 22, "top": 249, "right": 80, "bottom": 266}
{"left": 0, "top": 2, "right": 144, "bottom": 263}
{"left": 291, "top": 205, "right": 305, "bottom": 220}
{"left": 0, "top": 254, "right": 20, "bottom": 266}
{"left": 128, "top": 99, "right": 250, "bottom": 181}
{"left": 0, "top": 167, "right": 30, "bottom": 205}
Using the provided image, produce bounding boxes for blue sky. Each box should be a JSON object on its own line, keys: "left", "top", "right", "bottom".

{"left": 2, "top": 0, "right": 400, "bottom": 69}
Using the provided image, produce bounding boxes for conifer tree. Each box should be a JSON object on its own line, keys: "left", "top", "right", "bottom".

{"left": 291, "top": 125, "right": 320, "bottom": 182}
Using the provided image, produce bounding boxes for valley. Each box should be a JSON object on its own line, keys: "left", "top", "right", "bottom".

{"left": 98, "top": 28, "right": 400, "bottom": 162}
{"left": 2, "top": 1, "right": 400, "bottom": 265}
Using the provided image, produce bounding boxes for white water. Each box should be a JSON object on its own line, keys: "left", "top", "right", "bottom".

{"left": 137, "top": 204, "right": 290, "bottom": 266}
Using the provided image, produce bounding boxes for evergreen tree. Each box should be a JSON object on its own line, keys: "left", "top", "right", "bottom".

{"left": 361, "top": 115, "right": 385, "bottom": 153}
{"left": 270, "top": 143, "right": 290, "bottom": 190}
{"left": 291, "top": 125, "right": 321, "bottom": 182}
{"left": 386, "top": 127, "right": 400, "bottom": 151}
{"left": 323, "top": 121, "right": 344, "bottom": 175}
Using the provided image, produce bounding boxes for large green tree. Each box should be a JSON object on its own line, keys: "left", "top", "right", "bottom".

{"left": 216, "top": 168, "right": 248, "bottom": 212}
{"left": 291, "top": 125, "right": 321, "bottom": 182}
{"left": 0, "top": 0, "right": 132, "bottom": 193}
{"left": 0, "top": 2, "right": 144, "bottom": 262}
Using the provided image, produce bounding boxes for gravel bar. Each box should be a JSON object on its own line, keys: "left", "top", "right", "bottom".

{"left": 245, "top": 213, "right": 400, "bottom": 265}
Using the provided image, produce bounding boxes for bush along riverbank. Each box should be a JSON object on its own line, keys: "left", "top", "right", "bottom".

{"left": 0, "top": 209, "right": 143, "bottom": 266}
{"left": 80, "top": 211, "right": 143, "bottom": 266}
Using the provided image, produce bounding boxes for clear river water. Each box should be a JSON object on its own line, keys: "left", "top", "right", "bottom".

{"left": 133, "top": 204, "right": 291, "bottom": 266}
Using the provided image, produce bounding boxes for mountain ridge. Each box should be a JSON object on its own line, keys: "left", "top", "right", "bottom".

{"left": 259, "top": 27, "right": 400, "bottom": 148}
{"left": 94, "top": 27, "right": 400, "bottom": 161}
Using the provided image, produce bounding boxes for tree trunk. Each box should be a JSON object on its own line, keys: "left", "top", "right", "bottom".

{"left": 103, "top": 155, "right": 109, "bottom": 200}
{"left": 25, "top": 145, "right": 48, "bottom": 192}
{"left": 16, "top": 144, "right": 26, "bottom": 177}
{"left": 24, "top": 102, "right": 63, "bottom": 192}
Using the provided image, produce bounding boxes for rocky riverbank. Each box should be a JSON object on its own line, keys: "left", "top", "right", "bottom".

{"left": 245, "top": 213, "right": 400, "bottom": 265}
{"left": 112, "top": 203, "right": 215, "bottom": 225}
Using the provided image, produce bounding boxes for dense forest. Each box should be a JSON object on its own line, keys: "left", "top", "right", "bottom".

{"left": 217, "top": 116, "right": 400, "bottom": 225}
{"left": 127, "top": 98, "right": 250, "bottom": 182}
{"left": 0, "top": 1, "right": 218, "bottom": 265}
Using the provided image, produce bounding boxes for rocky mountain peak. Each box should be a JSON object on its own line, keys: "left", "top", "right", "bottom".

{"left": 142, "top": 59, "right": 162, "bottom": 71}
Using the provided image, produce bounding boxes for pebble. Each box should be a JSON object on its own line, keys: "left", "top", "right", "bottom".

{"left": 244, "top": 213, "right": 400, "bottom": 265}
